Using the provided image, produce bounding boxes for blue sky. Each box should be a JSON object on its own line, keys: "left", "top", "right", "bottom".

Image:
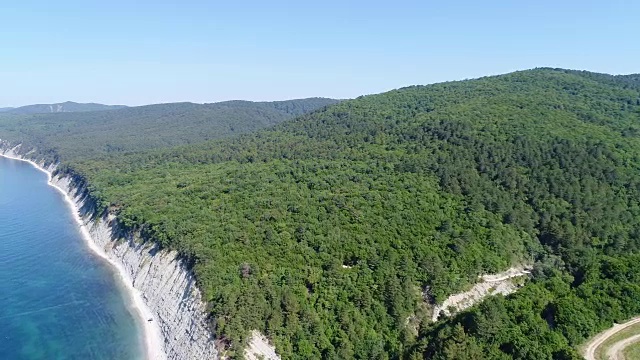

{"left": 1, "top": 1, "right": 638, "bottom": 106}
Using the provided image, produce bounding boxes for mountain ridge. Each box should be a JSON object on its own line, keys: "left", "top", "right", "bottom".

{"left": 4, "top": 101, "right": 127, "bottom": 114}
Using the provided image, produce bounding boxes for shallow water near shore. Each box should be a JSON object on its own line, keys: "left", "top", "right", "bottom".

{"left": 0, "top": 156, "right": 143, "bottom": 359}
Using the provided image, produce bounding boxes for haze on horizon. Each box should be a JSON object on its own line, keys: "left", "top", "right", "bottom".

{"left": 1, "top": 0, "right": 638, "bottom": 108}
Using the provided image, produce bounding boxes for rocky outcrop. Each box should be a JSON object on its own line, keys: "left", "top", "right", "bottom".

{"left": 430, "top": 266, "right": 532, "bottom": 322}
{"left": 244, "top": 330, "right": 280, "bottom": 360}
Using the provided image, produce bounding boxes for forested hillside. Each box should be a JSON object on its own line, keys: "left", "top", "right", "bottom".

{"left": 4, "top": 68, "right": 640, "bottom": 359}
{"left": 0, "top": 98, "right": 338, "bottom": 161}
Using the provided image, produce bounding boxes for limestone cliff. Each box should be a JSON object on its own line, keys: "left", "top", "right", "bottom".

{"left": 54, "top": 175, "right": 219, "bottom": 360}
{"left": 1, "top": 142, "right": 218, "bottom": 359}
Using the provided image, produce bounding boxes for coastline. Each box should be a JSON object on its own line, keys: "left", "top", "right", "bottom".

{"left": 0, "top": 152, "right": 166, "bottom": 360}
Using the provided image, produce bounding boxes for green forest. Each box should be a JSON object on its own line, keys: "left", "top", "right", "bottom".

{"left": 0, "top": 97, "right": 338, "bottom": 161}
{"left": 3, "top": 68, "right": 640, "bottom": 359}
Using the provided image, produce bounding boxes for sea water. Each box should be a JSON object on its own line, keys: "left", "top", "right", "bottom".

{"left": 0, "top": 156, "right": 143, "bottom": 359}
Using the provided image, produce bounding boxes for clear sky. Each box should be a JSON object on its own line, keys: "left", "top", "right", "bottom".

{"left": 1, "top": 1, "right": 638, "bottom": 107}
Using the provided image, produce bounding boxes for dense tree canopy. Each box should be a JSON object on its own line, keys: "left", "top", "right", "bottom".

{"left": 3, "top": 68, "right": 640, "bottom": 359}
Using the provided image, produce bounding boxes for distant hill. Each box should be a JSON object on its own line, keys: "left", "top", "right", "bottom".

{"left": 0, "top": 107, "right": 14, "bottom": 112}
{"left": 6, "top": 101, "right": 127, "bottom": 114}
{"left": 0, "top": 97, "right": 339, "bottom": 161}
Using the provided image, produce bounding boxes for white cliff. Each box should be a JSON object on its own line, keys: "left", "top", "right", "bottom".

{"left": 1, "top": 142, "right": 278, "bottom": 360}
{"left": 56, "top": 174, "right": 219, "bottom": 360}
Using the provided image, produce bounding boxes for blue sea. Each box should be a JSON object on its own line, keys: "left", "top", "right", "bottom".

{"left": 0, "top": 156, "right": 143, "bottom": 359}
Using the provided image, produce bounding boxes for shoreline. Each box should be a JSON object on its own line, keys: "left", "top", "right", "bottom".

{"left": 0, "top": 153, "right": 166, "bottom": 360}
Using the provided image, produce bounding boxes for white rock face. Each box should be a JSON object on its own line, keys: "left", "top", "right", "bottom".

{"left": 245, "top": 330, "right": 281, "bottom": 360}
{"left": 430, "top": 266, "right": 532, "bottom": 322}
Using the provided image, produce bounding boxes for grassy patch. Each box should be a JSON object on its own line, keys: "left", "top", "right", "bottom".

{"left": 622, "top": 340, "right": 640, "bottom": 360}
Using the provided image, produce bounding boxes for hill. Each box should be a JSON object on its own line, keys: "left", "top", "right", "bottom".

{"left": 4, "top": 69, "right": 640, "bottom": 359}
{"left": 0, "top": 98, "right": 339, "bottom": 161}
{"left": 5, "top": 101, "right": 127, "bottom": 114}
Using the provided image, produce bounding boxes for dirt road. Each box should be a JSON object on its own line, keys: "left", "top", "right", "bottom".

{"left": 583, "top": 317, "right": 640, "bottom": 360}
{"left": 605, "top": 333, "right": 640, "bottom": 360}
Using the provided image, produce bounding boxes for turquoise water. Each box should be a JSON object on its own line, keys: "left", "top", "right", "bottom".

{"left": 0, "top": 157, "right": 143, "bottom": 359}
